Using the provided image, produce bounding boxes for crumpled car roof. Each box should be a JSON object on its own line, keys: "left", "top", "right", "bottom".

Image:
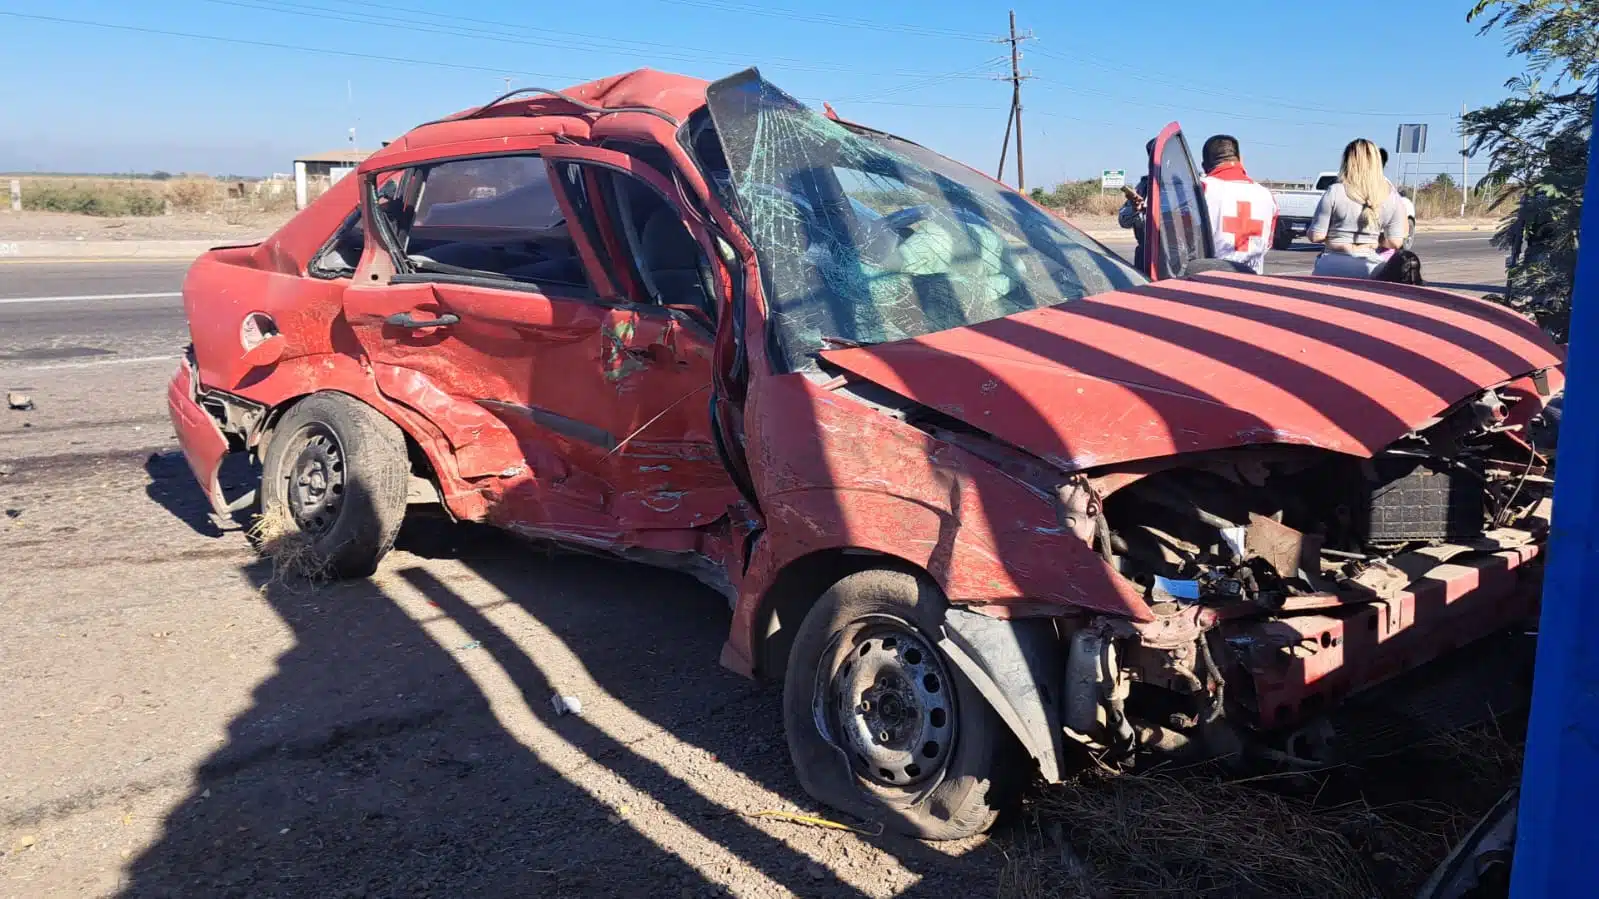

{"left": 363, "top": 69, "right": 710, "bottom": 169}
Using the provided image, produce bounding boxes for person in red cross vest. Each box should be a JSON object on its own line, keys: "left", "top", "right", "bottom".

{"left": 1199, "top": 135, "right": 1278, "bottom": 274}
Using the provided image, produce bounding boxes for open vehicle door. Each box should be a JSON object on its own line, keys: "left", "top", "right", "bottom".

{"left": 1143, "top": 122, "right": 1214, "bottom": 280}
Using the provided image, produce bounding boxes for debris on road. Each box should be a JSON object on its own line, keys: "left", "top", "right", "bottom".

{"left": 551, "top": 694, "right": 584, "bottom": 716}
{"left": 7, "top": 391, "right": 34, "bottom": 411}
{"left": 10, "top": 834, "right": 37, "bottom": 853}
{"left": 0, "top": 462, "right": 13, "bottom": 477}
{"left": 704, "top": 808, "right": 884, "bottom": 837}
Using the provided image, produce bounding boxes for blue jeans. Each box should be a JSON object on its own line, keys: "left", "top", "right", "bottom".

{"left": 1312, "top": 250, "right": 1381, "bottom": 278}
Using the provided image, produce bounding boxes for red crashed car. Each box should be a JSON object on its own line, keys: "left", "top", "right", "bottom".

{"left": 169, "top": 69, "right": 1563, "bottom": 839}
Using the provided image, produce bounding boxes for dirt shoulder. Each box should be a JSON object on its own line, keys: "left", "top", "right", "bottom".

{"left": 0, "top": 359, "right": 1001, "bottom": 899}
{"left": 0, "top": 209, "right": 290, "bottom": 243}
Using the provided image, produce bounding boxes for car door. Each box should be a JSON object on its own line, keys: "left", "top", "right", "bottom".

{"left": 1143, "top": 122, "right": 1215, "bottom": 280}
{"left": 343, "top": 145, "right": 736, "bottom": 543}
{"left": 536, "top": 144, "right": 741, "bottom": 536}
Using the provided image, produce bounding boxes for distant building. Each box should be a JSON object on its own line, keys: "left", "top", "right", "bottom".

{"left": 292, "top": 150, "right": 372, "bottom": 209}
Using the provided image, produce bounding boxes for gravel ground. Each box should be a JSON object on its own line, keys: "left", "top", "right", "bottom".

{"left": 0, "top": 210, "right": 290, "bottom": 243}
{"left": 0, "top": 360, "right": 1001, "bottom": 899}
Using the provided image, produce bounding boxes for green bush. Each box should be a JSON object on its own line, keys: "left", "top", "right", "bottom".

{"left": 1028, "top": 179, "right": 1120, "bottom": 215}
{"left": 22, "top": 182, "right": 165, "bottom": 217}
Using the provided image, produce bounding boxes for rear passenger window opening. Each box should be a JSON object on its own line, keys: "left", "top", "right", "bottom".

{"left": 385, "top": 154, "right": 590, "bottom": 291}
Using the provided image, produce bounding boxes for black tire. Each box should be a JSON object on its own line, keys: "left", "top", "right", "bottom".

{"left": 259, "top": 392, "right": 409, "bottom": 578}
{"left": 1272, "top": 220, "right": 1294, "bottom": 251}
{"left": 782, "top": 569, "right": 1019, "bottom": 840}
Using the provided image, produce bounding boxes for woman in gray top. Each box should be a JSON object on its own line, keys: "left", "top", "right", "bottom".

{"left": 1308, "top": 139, "right": 1409, "bottom": 278}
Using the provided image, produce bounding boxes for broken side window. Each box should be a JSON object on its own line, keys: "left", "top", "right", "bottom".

{"left": 703, "top": 70, "right": 1146, "bottom": 372}
{"left": 309, "top": 207, "right": 363, "bottom": 278}
{"left": 385, "top": 155, "right": 588, "bottom": 289}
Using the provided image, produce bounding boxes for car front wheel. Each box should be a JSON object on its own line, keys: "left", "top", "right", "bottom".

{"left": 782, "top": 569, "right": 1020, "bottom": 840}
{"left": 258, "top": 392, "right": 409, "bottom": 578}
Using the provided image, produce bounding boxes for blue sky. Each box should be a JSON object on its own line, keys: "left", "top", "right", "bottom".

{"left": 0, "top": 0, "right": 1526, "bottom": 187}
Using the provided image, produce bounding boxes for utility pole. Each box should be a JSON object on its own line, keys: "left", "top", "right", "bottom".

{"left": 996, "top": 105, "right": 1015, "bottom": 182}
{"left": 503, "top": 75, "right": 513, "bottom": 94}
{"left": 994, "top": 11, "right": 1033, "bottom": 191}
{"left": 1008, "top": 10, "right": 1026, "bottom": 191}
{"left": 1460, "top": 101, "right": 1470, "bottom": 217}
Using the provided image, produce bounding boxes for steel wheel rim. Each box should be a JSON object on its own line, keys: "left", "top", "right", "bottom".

{"left": 820, "top": 616, "right": 956, "bottom": 789}
{"left": 284, "top": 423, "right": 346, "bottom": 537}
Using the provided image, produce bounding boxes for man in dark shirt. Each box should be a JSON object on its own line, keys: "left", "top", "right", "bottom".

{"left": 1117, "top": 139, "right": 1157, "bottom": 270}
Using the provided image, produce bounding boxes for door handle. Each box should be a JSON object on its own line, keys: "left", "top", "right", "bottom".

{"left": 385, "top": 312, "right": 460, "bottom": 329}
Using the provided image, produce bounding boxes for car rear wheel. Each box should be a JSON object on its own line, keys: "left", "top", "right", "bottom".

{"left": 782, "top": 569, "right": 1020, "bottom": 840}
{"left": 258, "top": 392, "right": 409, "bottom": 578}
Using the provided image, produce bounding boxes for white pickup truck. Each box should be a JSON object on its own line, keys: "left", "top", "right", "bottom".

{"left": 1270, "top": 173, "right": 1418, "bottom": 250}
{"left": 1269, "top": 172, "right": 1338, "bottom": 249}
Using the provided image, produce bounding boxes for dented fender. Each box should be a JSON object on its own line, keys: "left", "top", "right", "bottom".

{"left": 208, "top": 353, "right": 489, "bottom": 522}
{"left": 369, "top": 363, "right": 525, "bottom": 479}
{"left": 723, "top": 373, "right": 1152, "bottom": 678}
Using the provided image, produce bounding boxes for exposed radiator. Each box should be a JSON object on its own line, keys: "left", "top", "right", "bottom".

{"left": 1360, "top": 457, "right": 1485, "bottom": 543}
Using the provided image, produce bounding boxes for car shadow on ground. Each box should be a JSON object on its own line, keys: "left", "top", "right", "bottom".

{"left": 120, "top": 508, "right": 1000, "bottom": 898}
{"left": 143, "top": 449, "right": 257, "bottom": 539}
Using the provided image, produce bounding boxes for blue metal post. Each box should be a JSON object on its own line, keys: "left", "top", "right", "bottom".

{"left": 1511, "top": 92, "right": 1599, "bottom": 897}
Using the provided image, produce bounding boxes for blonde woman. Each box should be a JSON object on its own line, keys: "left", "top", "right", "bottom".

{"left": 1308, "top": 139, "right": 1409, "bottom": 277}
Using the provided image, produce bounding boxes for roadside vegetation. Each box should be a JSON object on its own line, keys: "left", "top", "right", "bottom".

{"left": 1028, "top": 180, "right": 1125, "bottom": 217}
{"left": 5, "top": 174, "right": 306, "bottom": 219}
{"left": 1463, "top": 0, "right": 1595, "bottom": 340}
{"left": 1408, "top": 173, "right": 1516, "bottom": 220}
{"left": 1000, "top": 717, "right": 1524, "bottom": 899}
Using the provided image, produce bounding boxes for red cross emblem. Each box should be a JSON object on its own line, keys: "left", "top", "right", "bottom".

{"left": 1221, "top": 200, "right": 1265, "bottom": 252}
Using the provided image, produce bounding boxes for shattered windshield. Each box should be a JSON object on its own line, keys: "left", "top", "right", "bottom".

{"left": 704, "top": 71, "right": 1146, "bottom": 371}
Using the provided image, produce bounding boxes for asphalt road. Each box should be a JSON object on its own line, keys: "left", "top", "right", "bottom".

{"left": 1093, "top": 231, "right": 1505, "bottom": 290}
{"left": 0, "top": 260, "right": 189, "bottom": 367}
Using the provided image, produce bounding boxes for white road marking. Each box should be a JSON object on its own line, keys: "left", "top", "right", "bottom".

{"left": 2, "top": 354, "right": 178, "bottom": 372}
{"left": 1434, "top": 237, "right": 1493, "bottom": 243}
{"left": 0, "top": 291, "right": 182, "bottom": 306}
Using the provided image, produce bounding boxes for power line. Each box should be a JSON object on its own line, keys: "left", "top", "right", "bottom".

{"left": 1027, "top": 42, "right": 1452, "bottom": 120}
{"left": 200, "top": 0, "right": 993, "bottom": 80}
{"left": 314, "top": 0, "right": 821, "bottom": 67}
{"left": 0, "top": 10, "right": 592, "bottom": 82}
{"left": 1027, "top": 75, "right": 1429, "bottom": 129}
{"left": 0, "top": 10, "right": 1005, "bottom": 116}
{"left": 647, "top": 0, "right": 989, "bottom": 41}
{"left": 838, "top": 56, "right": 1010, "bottom": 105}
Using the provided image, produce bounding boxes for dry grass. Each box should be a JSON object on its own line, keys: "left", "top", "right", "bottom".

{"left": 1001, "top": 720, "right": 1525, "bottom": 899}
{"left": 247, "top": 503, "right": 328, "bottom": 590}
{"left": 6, "top": 175, "right": 300, "bottom": 218}
{"left": 1031, "top": 180, "right": 1127, "bottom": 216}
{"left": 16, "top": 178, "right": 165, "bottom": 217}
{"left": 167, "top": 178, "right": 222, "bottom": 213}
{"left": 1409, "top": 181, "right": 1516, "bottom": 222}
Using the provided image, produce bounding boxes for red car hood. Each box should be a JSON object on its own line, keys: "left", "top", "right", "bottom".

{"left": 819, "top": 271, "right": 1563, "bottom": 472}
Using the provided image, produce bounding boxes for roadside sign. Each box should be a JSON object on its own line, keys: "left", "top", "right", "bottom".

{"left": 1396, "top": 124, "right": 1428, "bottom": 155}
{"left": 1101, "top": 169, "right": 1126, "bottom": 190}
